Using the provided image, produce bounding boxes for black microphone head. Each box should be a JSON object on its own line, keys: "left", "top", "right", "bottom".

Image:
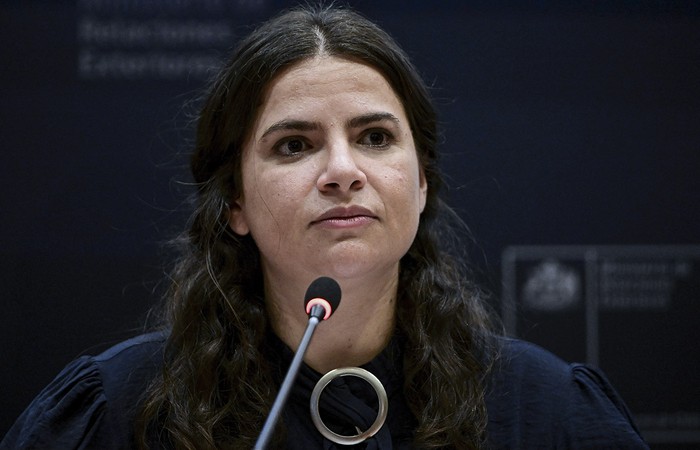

{"left": 304, "top": 276, "right": 341, "bottom": 319}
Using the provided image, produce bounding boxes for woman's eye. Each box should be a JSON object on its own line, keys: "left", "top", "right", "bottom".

{"left": 275, "top": 138, "right": 308, "bottom": 156}
{"left": 360, "top": 130, "right": 392, "bottom": 148}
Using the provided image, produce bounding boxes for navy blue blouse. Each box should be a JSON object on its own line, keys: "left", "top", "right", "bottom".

{"left": 1, "top": 333, "right": 648, "bottom": 449}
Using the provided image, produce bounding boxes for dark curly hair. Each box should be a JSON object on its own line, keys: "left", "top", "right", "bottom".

{"left": 136, "top": 4, "right": 499, "bottom": 449}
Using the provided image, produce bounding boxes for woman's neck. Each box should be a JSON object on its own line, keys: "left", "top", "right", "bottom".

{"left": 265, "top": 272, "right": 398, "bottom": 374}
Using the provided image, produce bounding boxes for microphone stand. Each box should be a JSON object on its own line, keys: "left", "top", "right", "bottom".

{"left": 254, "top": 305, "right": 325, "bottom": 450}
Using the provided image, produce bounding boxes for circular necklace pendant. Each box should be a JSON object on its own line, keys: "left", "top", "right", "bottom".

{"left": 309, "top": 367, "right": 389, "bottom": 445}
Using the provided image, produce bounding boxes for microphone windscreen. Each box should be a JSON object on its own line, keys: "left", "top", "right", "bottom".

{"left": 304, "top": 276, "right": 341, "bottom": 317}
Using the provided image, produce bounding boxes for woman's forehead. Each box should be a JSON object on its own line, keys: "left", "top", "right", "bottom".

{"left": 254, "top": 56, "right": 406, "bottom": 129}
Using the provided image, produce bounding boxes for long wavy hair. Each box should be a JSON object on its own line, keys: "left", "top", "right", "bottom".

{"left": 136, "top": 4, "right": 499, "bottom": 449}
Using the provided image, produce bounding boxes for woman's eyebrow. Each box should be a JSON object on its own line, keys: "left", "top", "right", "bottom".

{"left": 260, "top": 112, "right": 400, "bottom": 140}
{"left": 347, "top": 112, "right": 400, "bottom": 128}
{"left": 260, "top": 119, "right": 319, "bottom": 140}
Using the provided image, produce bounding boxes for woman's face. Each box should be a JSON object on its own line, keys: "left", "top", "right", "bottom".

{"left": 229, "top": 56, "right": 427, "bottom": 287}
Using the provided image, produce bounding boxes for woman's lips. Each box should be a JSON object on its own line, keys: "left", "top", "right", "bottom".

{"left": 311, "top": 206, "right": 377, "bottom": 228}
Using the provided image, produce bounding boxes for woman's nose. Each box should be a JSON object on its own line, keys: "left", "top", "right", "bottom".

{"left": 316, "top": 142, "right": 367, "bottom": 194}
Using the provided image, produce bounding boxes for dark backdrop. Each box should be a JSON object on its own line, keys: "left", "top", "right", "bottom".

{"left": 2, "top": 1, "right": 699, "bottom": 446}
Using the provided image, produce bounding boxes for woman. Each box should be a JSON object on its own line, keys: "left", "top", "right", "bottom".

{"left": 2, "top": 5, "right": 647, "bottom": 449}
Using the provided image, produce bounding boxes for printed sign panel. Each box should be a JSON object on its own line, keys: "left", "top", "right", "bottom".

{"left": 502, "top": 246, "right": 700, "bottom": 446}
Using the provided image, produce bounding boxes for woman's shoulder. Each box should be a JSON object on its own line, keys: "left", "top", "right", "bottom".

{"left": 492, "top": 337, "right": 583, "bottom": 387}
{"left": 91, "top": 331, "right": 167, "bottom": 417}
{"left": 486, "top": 337, "right": 648, "bottom": 448}
{"left": 92, "top": 331, "right": 166, "bottom": 396}
{"left": 1, "top": 331, "right": 167, "bottom": 450}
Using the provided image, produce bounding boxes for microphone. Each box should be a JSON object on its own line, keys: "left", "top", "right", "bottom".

{"left": 254, "top": 277, "right": 342, "bottom": 450}
{"left": 305, "top": 276, "right": 342, "bottom": 320}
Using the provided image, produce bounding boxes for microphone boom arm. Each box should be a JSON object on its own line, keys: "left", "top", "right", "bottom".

{"left": 254, "top": 305, "right": 325, "bottom": 449}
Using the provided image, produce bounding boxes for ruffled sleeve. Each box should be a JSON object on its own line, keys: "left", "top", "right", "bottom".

{"left": 561, "top": 364, "right": 647, "bottom": 449}
{"left": 486, "top": 338, "right": 649, "bottom": 449}
{"left": 1, "top": 356, "right": 119, "bottom": 449}
{"left": 1, "top": 333, "right": 165, "bottom": 450}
